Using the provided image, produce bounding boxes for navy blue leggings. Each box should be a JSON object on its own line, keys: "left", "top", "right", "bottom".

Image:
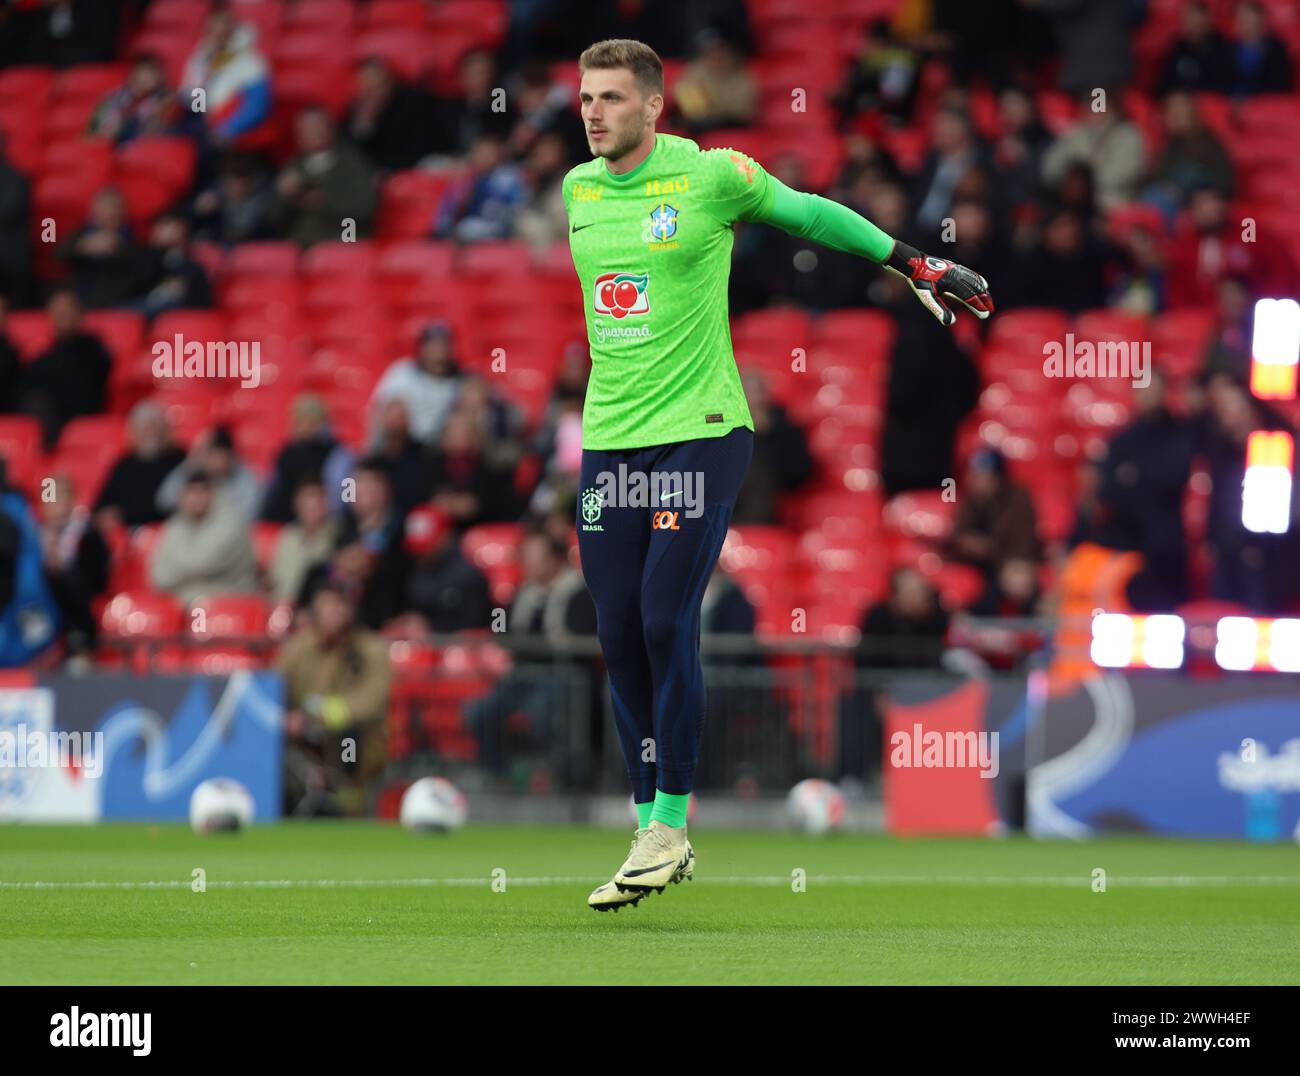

{"left": 576, "top": 427, "right": 753, "bottom": 799}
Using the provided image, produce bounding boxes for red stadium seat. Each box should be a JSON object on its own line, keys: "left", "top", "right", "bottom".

{"left": 188, "top": 594, "right": 270, "bottom": 640}
{"left": 226, "top": 242, "right": 300, "bottom": 279}
{"left": 3, "top": 312, "right": 52, "bottom": 359}
{"left": 81, "top": 311, "right": 144, "bottom": 370}
{"left": 352, "top": 28, "right": 434, "bottom": 82}
{"left": 53, "top": 63, "right": 128, "bottom": 104}
{"left": 0, "top": 417, "right": 43, "bottom": 475}
{"left": 0, "top": 66, "right": 55, "bottom": 108}
{"left": 115, "top": 136, "right": 197, "bottom": 194}
{"left": 301, "top": 240, "right": 379, "bottom": 279}
{"left": 882, "top": 489, "right": 958, "bottom": 542}
{"left": 362, "top": 0, "right": 429, "bottom": 32}
{"left": 376, "top": 171, "right": 456, "bottom": 238}
{"left": 57, "top": 414, "right": 125, "bottom": 458}
{"left": 461, "top": 522, "right": 523, "bottom": 605}
{"left": 99, "top": 589, "right": 183, "bottom": 639}
{"left": 283, "top": 0, "right": 356, "bottom": 30}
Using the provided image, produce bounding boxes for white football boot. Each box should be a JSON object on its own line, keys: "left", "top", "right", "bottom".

{"left": 588, "top": 829, "right": 650, "bottom": 912}
{"left": 614, "top": 820, "right": 694, "bottom": 894}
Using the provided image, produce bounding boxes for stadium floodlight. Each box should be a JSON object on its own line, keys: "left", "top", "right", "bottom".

{"left": 1091, "top": 612, "right": 1185, "bottom": 669}
{"left": 1242, "top": 430, "right": 1294, "bottom": 534}
{"left": 1090, "top": 612, "right": 1134, "bottom": 668}
{"left": 1141, "top": 614, "right": 1185, "bottom": 669}
{"left": 1268, "top": 618, "right": 1300, "bottom": 673}
{"left": 1214, "top": 616, "right": 1300, "bottom": 672}
{"left": 1215, "top": 615, "right": 1260, "bottom": 671}
{"left": 1249, "top": 297, "right": 1299, "bottom": 400}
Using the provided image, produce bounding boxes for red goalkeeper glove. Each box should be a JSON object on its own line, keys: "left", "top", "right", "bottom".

{"left": 886, "top": 241, "right": 994, "bottom": 326}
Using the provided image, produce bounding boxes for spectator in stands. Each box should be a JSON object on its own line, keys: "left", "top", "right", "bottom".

{"left": 94, "top": 399, "right": 186, "bottom": 530}
{"left": 1143, "top": 91, "right": 1234, "bottom": 220}
{"left": 970, "top": 556, "right": 1043, "bottom": 617}
{"left": 1199, "top": 371, "right": 1300, "bottom": 610}
{"left": 157, "top": 426, "right": 261, "bottom": 522}
{"left": 1041, "top": 93, "right": 1146, "bottom": 210}
{"left": 674, "top": 29, "right": 759, "bottom": 132}
{"left": 1167, "top": 186, "right": 1296, "bottom": 308}
{"left": 150, "top": 471, "right": 258, "bottom": 605}
{"left": 1021, "top": 207, "right": 1113, "bottom": 312}
{"left": 515, "top": 131, "right": 572, "bottom": 249}
{"left": 429, "top": 47, "right": 515, "bottom": 158}
{"left": 948, "top": 448, "right": 1041, "bottom": 584}
{"left": 367, "top": 399, "right": 432, "bottom": 517}
{"left": 1229, "top": 0, "right": 1294, "bottom": 96}
{"left": 347, "top": 57, "right": 440, "bottom": 173}
{"left": 1108, "top": 220, "right": 1168, "bottom": 315}
{"left": 0, "top": 134, "right": 32, "bottom": 303}
{"left": 731, "top": 370, "right": 813, "bottom": 525}
{"left": 368, "top": 322, "right": 463, "bottom": 448}
{"left": 18, "top": 289, "right": 111, "bottom": 450}
{"left": 38, "top": 473, "right": 107, "bottom": 657}
{"left": 913, "top": 106, "right": 988, "bottom": 234}
{"left": 0, "top": 294, "right": 22, "bottom": 411}
{"left": 734, "top": 152, "right": 868, "bottom": 311}
{"left": 833, "top": 20, "right": 921, "bottom": 126}
{"left": 0, "top": 461, "right": 60, "bottom": 667}
{"left": 271, "top": 106, "right": 377, "bottom": 248}
{"left": 434, "top": 132, "right": 528, "bottom": 242}
{"left": 18, "top": 0, "right": 122, "bottom": 68}
{"left": 426, "top": 409, "right": 521, "bottom": 529}
{"left": 59, "top": 187, "right": 147, "bottom": 309}
{"left": 528, "top": 343, "right": 588, "bottom": 516}
{"left": 857, "top": 567, "right": 950, "bottom": 668}
{"left": 1082, "top": 369, "right": 1195, "bottom": 609}
{"left": 400, "top": 504, "right": 494, "bottom": 634}
{"left": 944, "top": 198, "right": 1020, "bottom": 309}
{"left": 1158, "top": 0, "right": 1232, "bottom": 94}
{"left": 879, "top": 271, "right": 980, "bottom": 496}
{"left": 261, "top": 393, "right": 354, "bottom": 524}
{"left": 179, "top": 5, "right": 272, "bottom": 150}
{"left": 278, "top": 580, "right": 391, "bottom": 817}
{"left": 990, "top": 86, "right": 1052, "bottom": 216}
{"left": 137, "top": 211, "right": 214, "bottom": 317}
{"left": 191, "top": 152, "right": 275, "bottom": 244}
{"left": 701, "top": 564, "right": 756, "bottom": 636}
{"left": 465, "top": 530, "right": 596, "bottom": 777}
{"left": 269, "top": 477, "right": 339, "bottom": 605}
{"left": 506, "top": 62, "right": 588, "bottom": 163}
{"left": 1201, "top": 275, "right": 1253, "bottom": 383}
{"left": 298, "top": 459, "right": 409, "bottom": 629}
{"left": 89, "top": 53, "right": 179, "bottom": 145}
{"left": 1025, "top": 0, "right": 1135, "bottom": 95}
{"left": 455, "top": 374, "right": 526, "bottom": 473}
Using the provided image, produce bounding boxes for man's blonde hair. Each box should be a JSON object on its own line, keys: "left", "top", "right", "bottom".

{"left": 578, "top": 38, "right": 664, "bottom": 97}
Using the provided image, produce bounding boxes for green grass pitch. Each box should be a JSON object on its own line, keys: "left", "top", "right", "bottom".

{"left": 2, "top": 822, "right": 1299, "bottom": 984}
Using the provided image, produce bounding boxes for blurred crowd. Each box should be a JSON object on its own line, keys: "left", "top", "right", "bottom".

{"left": 1, "top": 0, "right": 1299, "bottom": 715}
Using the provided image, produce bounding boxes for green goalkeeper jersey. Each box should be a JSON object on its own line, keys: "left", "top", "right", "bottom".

{"left": 562, "top": 133, "right": 772, "bottom": 451}
{"left": 563, "top": 132, "right": 900, "bottom": 450}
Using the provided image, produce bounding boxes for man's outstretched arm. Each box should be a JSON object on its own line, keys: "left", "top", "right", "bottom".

{"left": 749, "top": 174, "right": 995, "bottom": 327}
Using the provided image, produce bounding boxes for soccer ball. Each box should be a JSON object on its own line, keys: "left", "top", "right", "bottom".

{"left": 400, "top": 777, "right": 469, "bottom": 833}
{"left": 787, "top": 779, "right": 846, "bottom": 835}
{"left": 189, "top": 778, "right": 255, "bottom": 833}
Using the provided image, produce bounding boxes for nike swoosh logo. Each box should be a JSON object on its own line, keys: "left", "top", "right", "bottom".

{"left": 622, "top": 860, "right": 675, "bottom": 877}
{"left": 570, "top": 222, "right": 596, "bottom": 233}
{"left": 661, "top": 490, "right": 683, "bottom": 502}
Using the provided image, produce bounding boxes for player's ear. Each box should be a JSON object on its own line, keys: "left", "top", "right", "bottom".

{"left": 646, "top": 92, "right": 664, "bottom": 124}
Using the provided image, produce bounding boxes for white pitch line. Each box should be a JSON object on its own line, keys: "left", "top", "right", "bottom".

{"left": 3, "top": 874, "right": 1300, "bottom": 891}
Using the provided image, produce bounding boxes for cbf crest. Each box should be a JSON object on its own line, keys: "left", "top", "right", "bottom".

{"left": 580, "top": 487, "right": 604, "bottom": 531}
{"left": 648, "top": 203, "right": 678, "bottom": 242}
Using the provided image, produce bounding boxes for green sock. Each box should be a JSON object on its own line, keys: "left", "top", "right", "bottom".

{"left": 649, "top": 791, "right": 690, "bottom": 829}
{"left": 634, "top": 800, "right": 653, "bottom": 829}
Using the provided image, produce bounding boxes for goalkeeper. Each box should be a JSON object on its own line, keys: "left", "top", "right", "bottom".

{"left": 564, "top": 39, "right": 993, "bottom": 912}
